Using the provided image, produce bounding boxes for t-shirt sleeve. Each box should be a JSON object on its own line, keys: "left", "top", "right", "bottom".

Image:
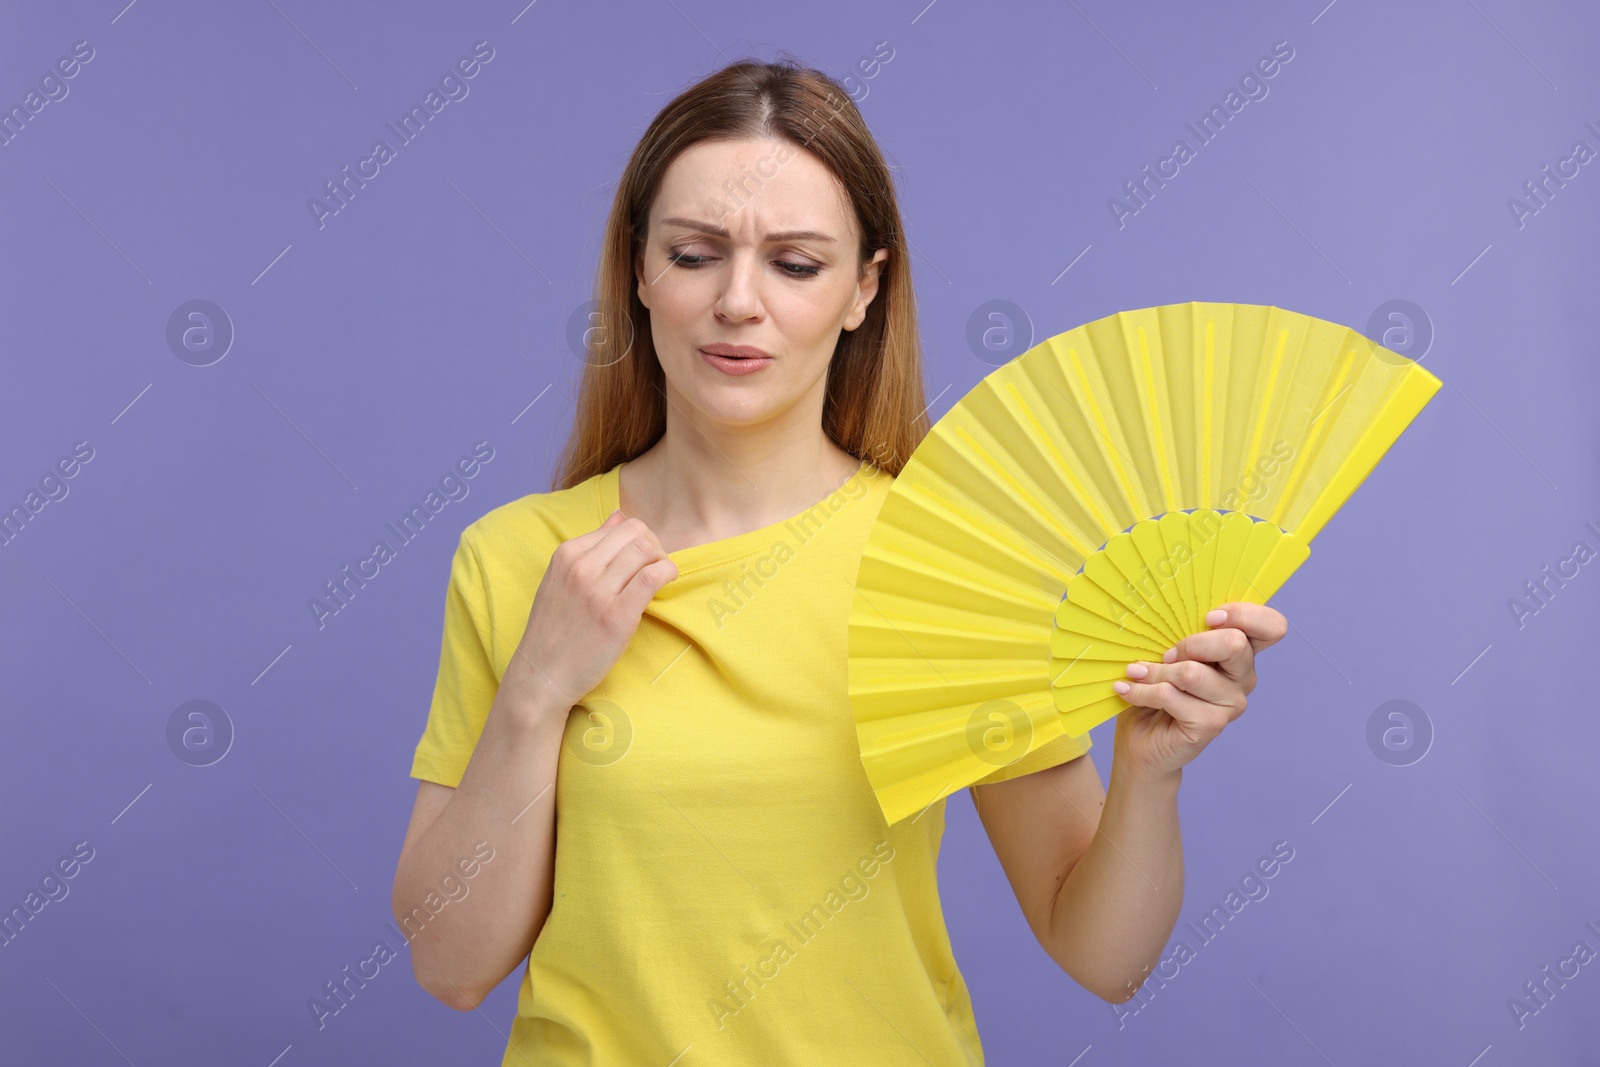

{"left": 968, "top": 727, "right": 1093, "bottom": 790}
{"left": 410, "top": 528, "right": 500, "bottom": 789}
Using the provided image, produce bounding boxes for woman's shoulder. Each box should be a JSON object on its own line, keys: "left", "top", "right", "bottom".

{"left": 460, "top": 466, "right": 612, "bottom": 564}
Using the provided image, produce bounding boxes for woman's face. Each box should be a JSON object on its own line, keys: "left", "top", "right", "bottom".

{"left": 635, "top": 137, "right": 889, "bottom": 434}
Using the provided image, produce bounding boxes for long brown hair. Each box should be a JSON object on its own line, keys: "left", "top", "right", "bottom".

{"left": 551, "top": 55, "right": 929, "bottom": 491}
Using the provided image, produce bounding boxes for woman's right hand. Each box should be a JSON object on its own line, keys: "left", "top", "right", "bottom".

{"left": 502, "top": 509, "right": 678, "bottom": 719}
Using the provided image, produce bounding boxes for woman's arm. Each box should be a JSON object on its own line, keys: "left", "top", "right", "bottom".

{"left": 974, "top": 602, "right": 1287, "bottom": 1002}
{"left": 392, "top": 686, "right": 568, "bottom": 1011}
{"left": 393, "top": 508, "right": 680, "bottom": 1011}
{"left": 972, "top": 740, "right": 1182, "bottom": 1002}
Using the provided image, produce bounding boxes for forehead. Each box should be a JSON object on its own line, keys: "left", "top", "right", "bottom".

{"left": 650, "top": 137, "right": 857, "bottom": 242}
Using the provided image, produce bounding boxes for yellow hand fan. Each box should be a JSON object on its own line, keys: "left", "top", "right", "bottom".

{"left": 849, "top": 301, "right": 1441, "bottom": 826}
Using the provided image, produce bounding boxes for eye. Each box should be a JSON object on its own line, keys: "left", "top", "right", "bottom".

{"left": 666, "top": 250, "right": 822, "bottom": 279}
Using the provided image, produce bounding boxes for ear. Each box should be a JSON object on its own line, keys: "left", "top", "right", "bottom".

{"left": 844, "top": 248, "right": 889, "bottom": 332}
{"left": 634, "top": 242, "right": 651, "bottom": 309}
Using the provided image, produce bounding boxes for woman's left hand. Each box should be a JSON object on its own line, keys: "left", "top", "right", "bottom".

{"left": 1111, "top": 602, "right": 1288, "bottom": 780}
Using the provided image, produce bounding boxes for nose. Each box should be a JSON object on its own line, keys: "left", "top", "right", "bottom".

{"left": 713, "top": 250, "right": 764, "bottom": 323}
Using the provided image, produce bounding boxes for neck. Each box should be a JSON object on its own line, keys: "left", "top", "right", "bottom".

{"left": 620, "top": 426, "right": 862, "bottom": 554}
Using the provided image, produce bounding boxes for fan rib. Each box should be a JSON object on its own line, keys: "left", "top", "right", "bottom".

{"left": 1242, "top": 327, "right": 1292, "bottom": 504}
{"left": 1064, "top": 345, "right": 1144, "bottom": 520}
{"left": 1135, "top": 324, "right": 1179, "bottom": 514}
{"left": 1001, "top": 379, "right": 1115, "bottom": 550}
{"left": 1294, "top": 367, "right": 1441, "bottom": 543}
{"left": 1270, "top": 345, "right": 1358, "bottom": 528}
{"left": 1201, "top": 316, "right": 1218, "bottom": 506}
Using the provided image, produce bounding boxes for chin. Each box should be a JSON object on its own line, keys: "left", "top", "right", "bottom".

{"left": 700, "top": 396, "right": 781, "bottom": 424}
{"left": 680, "top": 382, "right": 785, "bottom": 422}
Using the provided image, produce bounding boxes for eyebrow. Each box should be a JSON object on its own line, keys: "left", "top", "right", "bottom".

{"left": 658, "top": 216, "right": 838, "bottom": 244}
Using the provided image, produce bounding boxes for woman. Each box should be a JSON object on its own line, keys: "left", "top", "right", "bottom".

{"left": 391, "top": 57, "right": 1287, "bottom": 1065}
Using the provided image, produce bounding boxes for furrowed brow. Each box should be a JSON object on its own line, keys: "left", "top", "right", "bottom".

{"left": 659, "top": 216, "right": 837, "bottom": 243}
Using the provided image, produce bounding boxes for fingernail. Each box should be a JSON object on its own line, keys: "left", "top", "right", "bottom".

{"left": 1125, "top": 663, "right": 1148, "bottom": 679}
{"left": 1206, "top": 609, "right": 1227, "bottom": 625}
{"left": 1112, "top": 681, "right": 1131, "bottom": 694}
{"left": 1162, "top": 647, "right": 1177, "bottom": 663}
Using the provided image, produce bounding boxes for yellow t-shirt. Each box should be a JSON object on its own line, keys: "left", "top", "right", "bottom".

{"left": 409, "top": 457, "right": 1092, "bottom": 1066}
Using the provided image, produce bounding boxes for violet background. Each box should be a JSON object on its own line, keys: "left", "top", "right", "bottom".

{"left": 2, "top": 1, "right": 1597, "bottom": 1064}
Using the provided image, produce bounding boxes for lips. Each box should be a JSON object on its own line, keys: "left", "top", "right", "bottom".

{"left": 699, "top": 344, "right": 773, "bottom": 360}
{"left": 699, "top": 346, "right": 774, "bottom": 376}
